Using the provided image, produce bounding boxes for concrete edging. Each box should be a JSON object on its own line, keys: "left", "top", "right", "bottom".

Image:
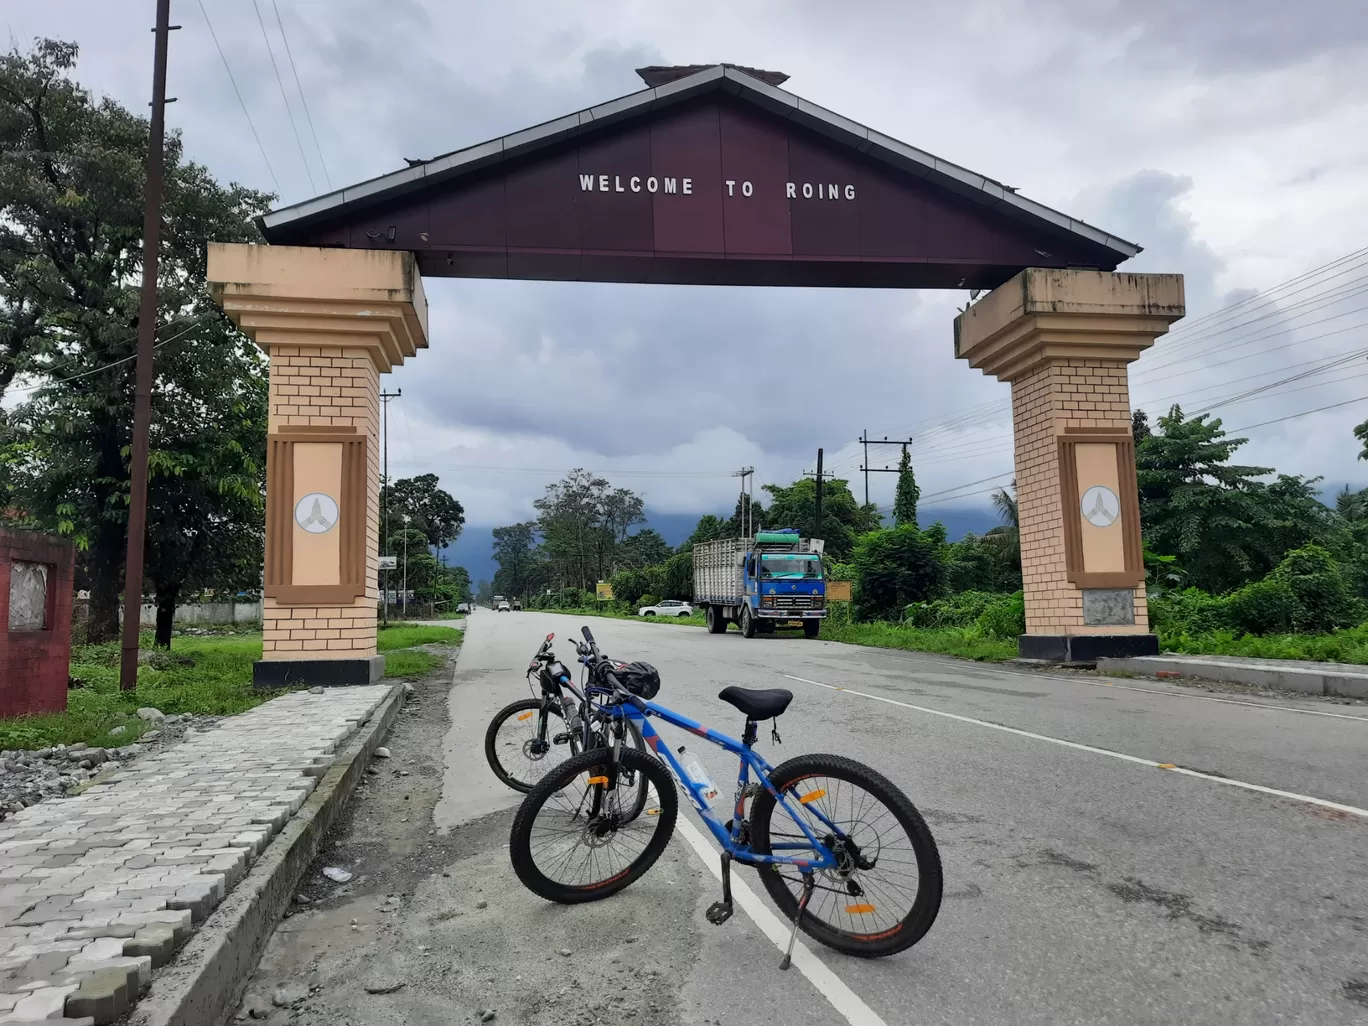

{"left": 125, "top": 684, "right": 406, "bottom": 1026}
{"left": 1095, "top": 655, "right": 1368, "bottom": 699}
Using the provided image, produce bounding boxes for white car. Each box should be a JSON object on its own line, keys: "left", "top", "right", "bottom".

{"left": 497, "top": 601, "right": 511, "bottom": 612}
{"left": 639, "top": 599, "right": 693, "bottom": 617}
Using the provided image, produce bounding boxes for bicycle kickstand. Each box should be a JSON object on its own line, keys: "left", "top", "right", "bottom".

{"left": 779, "top": 872, "right": 816, "bottom": 971}
{"left": 706, "top": 852, "right": 734, "bottom": 926}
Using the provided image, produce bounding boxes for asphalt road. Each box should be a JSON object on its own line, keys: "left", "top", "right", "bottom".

{"left": 238, "top": 611, "right": 1367, "bottom": 1026}
{"left": 441, "top": 609, "right": 1368, "bottom": 1026}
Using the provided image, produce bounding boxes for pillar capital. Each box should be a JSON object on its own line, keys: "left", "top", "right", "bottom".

{"left": 208, "top": 243, "right": 428, "bottom": 372}
{"left": 954, "top": 268, "right": 1184, "bottom": 382}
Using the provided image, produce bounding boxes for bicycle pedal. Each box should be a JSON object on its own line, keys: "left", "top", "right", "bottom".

{"left": 705, "top": 901, "right": 734, "bottom": 925}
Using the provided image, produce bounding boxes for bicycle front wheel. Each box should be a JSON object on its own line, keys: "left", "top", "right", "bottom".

{"left": 509, "top": 747, "right": 678, "bottom": 904}
{"left": 750, "top": 753, "right": 942, "bottom": 958}
{"left": 484, "top": 698, "right": 574, "bottom": 793}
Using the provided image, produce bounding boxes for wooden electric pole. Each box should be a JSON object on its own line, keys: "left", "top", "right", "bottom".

{"left": 119, "top": 0, "right": 176, "bottom": 691}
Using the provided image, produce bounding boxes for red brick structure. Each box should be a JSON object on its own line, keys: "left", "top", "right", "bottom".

{"left": 0, "top": 528, "right": 76, "bottom": 718}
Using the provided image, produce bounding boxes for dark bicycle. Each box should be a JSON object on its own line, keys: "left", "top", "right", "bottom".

{"left": 508, "top": 626, "right": 943, "bottom": 967}
{"left": 484, "top": 633, "right": 647, "bottom": 797}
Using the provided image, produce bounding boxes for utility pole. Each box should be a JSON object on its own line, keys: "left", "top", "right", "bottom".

{"left": 814, "top": 448, "right": 823, "bottom": 541}
{"left": 120, "top": 0, "right": 177, "bottom": 691}
{"left": 731, "top": 466, "right": 754, "bottom": 537}
{"left": 402, "top": 513, "right": 410, "bottom": 618}
{"left": 380, "top": 389, "right": 401, "bottom": 625}
{"left": 859, "top": 435, "right": 916, "bottom": 518}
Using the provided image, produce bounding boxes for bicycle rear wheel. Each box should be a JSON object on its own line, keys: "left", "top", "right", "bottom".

{"left": 509, "top": 747, "right": 678, "bottom": 903}
{"left": 750, "top": 753, "right": 942, "bottom": 957}
{"left": 484, "top": 698, "right": 573, "bottom": 793}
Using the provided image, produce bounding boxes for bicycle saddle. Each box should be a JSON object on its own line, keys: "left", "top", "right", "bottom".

{"left": 718, "top": 686, "right": 793, "bottom": 720}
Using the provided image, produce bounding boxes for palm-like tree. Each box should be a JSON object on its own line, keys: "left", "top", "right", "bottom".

{"left": 991, "top": 480, "right": 1018, "bottom": 529}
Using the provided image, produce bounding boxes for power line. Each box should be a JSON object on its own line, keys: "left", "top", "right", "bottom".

{"left": 1227, "top": 395, "right": 1368, "bottom": 434}
{"left": 7, "top": 318, "right": 208, "bottom": 394}
{"left": 251, "top": 0, "right": 316, "bottom": 193}
{"left": 270, "top": 0, "right": 331, "bottom": 190}
{"left": 198, "top": 0, "right": 281, "bottom": 193}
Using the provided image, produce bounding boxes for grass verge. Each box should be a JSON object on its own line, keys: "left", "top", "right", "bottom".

{"left": 1159, "top": 625, "right": 1368, "bottom": 665}
{"left": 0, "top": 626, "right": 463, "bottom": 752}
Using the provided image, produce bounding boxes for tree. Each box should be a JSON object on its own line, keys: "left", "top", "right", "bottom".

{"left": 991, "top": 479, "right": 1018, "bottom": 530}
{"left": 491, "top": 522, "right": 541, "bottom": 599}
{"left": 382, "top": 473, "right": 464, "bottom": 553}
{"left": 617, "top": 528, "right": 670, "bottom": 569}
{"left": 532, "top": 470, "right": 645, "bottom": 589}
{"left": 1132, "top": 409, "right": 1152, "bottom": 446}
{"left": 892, "top": 445, "right": 919, "bottom": 527}
{"left": 1136, "top": 406, "right": 1325, "bottom": 593}
{"left": 761, "top": 477, "right": 880, "bottom": 562}
{"left": 0, "top": 40, "right": 272, "bottom": 642}
{"left": 688, "top": 514, "right": 730, "bottom": 545}
{"left": 851, "top": 525, "right": 946, "bottom": 622}
{"left": 725, "top": 492, "right": 766, "bottom": 537}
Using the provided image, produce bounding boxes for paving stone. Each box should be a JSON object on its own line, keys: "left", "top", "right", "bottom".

{"left": 0, "top": 687, "right": 389, "bottom": 1022}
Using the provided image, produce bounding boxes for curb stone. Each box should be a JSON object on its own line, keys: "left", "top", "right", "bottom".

{"left": 122, "top": 684, "right": 406, "bottom": 1026}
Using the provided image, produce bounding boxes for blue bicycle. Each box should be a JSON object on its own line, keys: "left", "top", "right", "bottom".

{"left": 508, "top": 626, "right": 943, "bottom": 964}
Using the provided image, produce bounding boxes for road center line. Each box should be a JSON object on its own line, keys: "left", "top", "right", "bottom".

{"left": 782, "top": 673, "right": 1368, "bottom": 820}
{"left": 672, "top": 813, "right": 888, "bottom": 1026}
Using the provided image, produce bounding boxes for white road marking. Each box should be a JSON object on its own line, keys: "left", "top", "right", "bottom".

{"left": 672, "top": 814, "right": 889, "bottom": 1026}
{"left": 783, "top": 674, "right": 1368, "bottom": 821}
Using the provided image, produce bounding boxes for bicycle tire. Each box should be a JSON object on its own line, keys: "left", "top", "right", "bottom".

{"left": 509, "top": 746, "right": 678, "bottom": 904}
{"left": 749, "top": 753, "right": 942, "bottom": 958}
{"left": 484, "top": 698, "right": 572, "bottom": 793}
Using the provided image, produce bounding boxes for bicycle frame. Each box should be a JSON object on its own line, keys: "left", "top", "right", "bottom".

{"left": 606, "top": 696, "right": 842, "bottom": 871}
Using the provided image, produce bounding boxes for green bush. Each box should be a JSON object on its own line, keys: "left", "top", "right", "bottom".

{"left": 1148, "top": 587, "right": 1233, "bottom": 636}
{"left": 637, "top": 593, "right": 660, "bottom": 608}
{"left": 975, "top": 592, "right": 1026, "bottom": 639}
{"left": 1266, "top": 543, "right": 1359, "bottom": 632}
{"left": 851, "top": 524, "right": 946, "bottom": 622}
{"left": 1224, "top": 577, "right": 1298, "bottom": 635}
{"left": 904, "top": 590, "right": 999, "bottom": 629}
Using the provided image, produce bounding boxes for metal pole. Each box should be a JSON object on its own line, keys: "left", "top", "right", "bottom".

{"left": 402, "top": 515, "right": 409, "bottom": 618}
{"left": 120, "top": 0, "right": 173, "bottom": 691}
{"left": 814, "top": 448, "right": 824, "bottom": 542}
{"left": 861, "top": 430, "right": 869, "bottom": 506}
{"left": 380, "top": 389, "right": 400, "bottom": 624}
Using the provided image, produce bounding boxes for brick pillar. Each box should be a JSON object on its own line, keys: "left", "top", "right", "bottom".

{"left": 955, "top": 269, "right": 1184, "bottom": 663}
{"left": 208, "top": 244, "right": 428, "bottom": 687}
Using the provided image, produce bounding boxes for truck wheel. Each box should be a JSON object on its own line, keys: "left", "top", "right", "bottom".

{"left": 740, "top": 607, "right": 756, "bottom": 639}
{"left": 803, "top": 620, "right": 820, "bottom": 639}
{"left": 706, "top": 607, "right": 727, "bottom": 634}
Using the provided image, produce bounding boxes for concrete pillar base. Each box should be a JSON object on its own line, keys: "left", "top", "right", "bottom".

{"left": 253, "top": 655, "right": 385, "bottom": 690}
{"left": 1018, "top": 633, "right": 1159, "bottom": 665}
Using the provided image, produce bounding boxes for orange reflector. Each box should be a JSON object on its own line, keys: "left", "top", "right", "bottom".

{"left": 646, "top": 808, "right": 661, "bottom": 816}
{"left": 845, "top": 904, "right": 876, "bottom": 914}
{"left": 799, "top": 790, "right": 826, "bottom": 804}
{"left": 516, "top": 711, "right": 535, "bottom": 721}
{"left": 587, "top": 775, "right": 609, "bottom": 786}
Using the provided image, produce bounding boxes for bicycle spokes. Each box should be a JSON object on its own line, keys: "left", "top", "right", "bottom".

{"left": 770, "top": 774, "right": 924, "bottom": 940}
{"left": 525, "top": 767, "right": 662, "bottom": 892}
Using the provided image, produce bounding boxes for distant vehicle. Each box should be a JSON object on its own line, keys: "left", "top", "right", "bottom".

{"left": 497, "top": 600, "right": 511, "bottom": 612}
{"left": 512, "top": 598, "right": 523, "bottom": 611}
{"left": 639, "top": 599, "right": 693, "bottom": 618}
{"left": 693, "top": 529, "right": 826, "bottom": 638}
{"left": 456, "top": 602, "right": 470, "bottom": 614}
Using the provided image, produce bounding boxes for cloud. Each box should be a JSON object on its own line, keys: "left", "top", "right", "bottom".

{"left": 10, "top": 0, "right": 1368, "bottom": 530}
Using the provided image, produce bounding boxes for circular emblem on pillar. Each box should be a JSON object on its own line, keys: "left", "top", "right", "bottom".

{"left": 1080, "top": 485, "right": 1121, "bottom": 528}
{"left": 294, "top": 492, "right": 339, "bottom": 534}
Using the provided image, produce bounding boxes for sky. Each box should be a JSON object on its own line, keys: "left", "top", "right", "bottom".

{"left": 10, "top": 0, "right": 1368, "bottom": 536}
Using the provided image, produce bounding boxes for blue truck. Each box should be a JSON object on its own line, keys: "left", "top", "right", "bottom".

{"left": 692, "top": 530, "right": 827, "bottom": 638}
